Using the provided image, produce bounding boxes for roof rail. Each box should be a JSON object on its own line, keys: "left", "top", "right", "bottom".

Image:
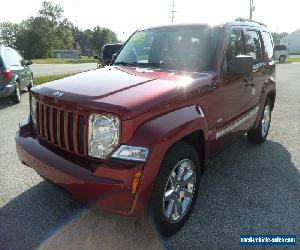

{"left": 235, "top": 17, "right": 267, "bottom": 27}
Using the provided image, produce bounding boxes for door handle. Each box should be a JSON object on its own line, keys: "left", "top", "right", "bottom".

{"left": 243, "top": 75, "right": 254, "bottom": 82}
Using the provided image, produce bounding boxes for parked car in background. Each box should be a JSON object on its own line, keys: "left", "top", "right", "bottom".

{"left": 274, "top": 44, "right": 289, "bottom": 63}
{"left": 95, "top": 43, "right": 123, "bottom": 68}
{"left": 0, "top": 46, "right": 33, "bottom": 103}
{"left": 16, "top": 18, "right": 276, "bottom": 236}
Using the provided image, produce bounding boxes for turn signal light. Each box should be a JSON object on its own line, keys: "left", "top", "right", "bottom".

{"left": 132, "top": 171, "right": 142, "bottom": 194}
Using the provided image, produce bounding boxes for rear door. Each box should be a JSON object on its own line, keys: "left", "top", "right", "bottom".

{"left": 244, "top": 29, "right": 265, "bottom": 109}
{"left": 261, "top": 31, "right": 276, "bottom": 81}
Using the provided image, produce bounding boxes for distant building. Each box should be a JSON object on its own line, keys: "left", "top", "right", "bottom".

{"left": 53, "top": 50, "right": 80, "bottom": 59}
{"left": 281, "top": 29, "right": 300, "bottom": 54}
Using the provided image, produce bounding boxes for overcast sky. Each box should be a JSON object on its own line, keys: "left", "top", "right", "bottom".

{"left": 1, "top": 0, "right": 299, "bottom": 41}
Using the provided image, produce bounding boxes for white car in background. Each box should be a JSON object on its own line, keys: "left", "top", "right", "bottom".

{"left": 274, "top": 44, "right": 289, "bottom": 63}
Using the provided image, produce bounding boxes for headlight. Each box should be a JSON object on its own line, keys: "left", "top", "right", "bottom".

{"left": 88, "top": 114, "right": 120, "bottom": 159}
{"left": 30, "top": 95, "right": 37, "bottom": 128}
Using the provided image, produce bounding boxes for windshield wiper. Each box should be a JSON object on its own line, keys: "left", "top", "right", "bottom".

{"left": 137, "top": 62, "right": 162, "bottom": 68}
{"left": 114, "top": 61, "right": 137, "bottom": 67}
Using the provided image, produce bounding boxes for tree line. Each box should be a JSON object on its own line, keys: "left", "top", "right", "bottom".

{"left": 0, "top": 1, "right": 119, "bottom": 59}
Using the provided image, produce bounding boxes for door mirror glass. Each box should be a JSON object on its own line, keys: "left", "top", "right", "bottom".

{"left": 227, "top": 55, "right": 254, "bottom": 75}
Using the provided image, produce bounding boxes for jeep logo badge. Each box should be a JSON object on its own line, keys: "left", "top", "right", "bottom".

{"left": 52, "top": 91, "right": 64, "bottom": 98}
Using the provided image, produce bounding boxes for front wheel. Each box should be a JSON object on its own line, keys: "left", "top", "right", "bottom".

{"left": 148, "top": 142, "right": 202, "bottom": 236}
{"left": 247, "top": 99, "right": 272, "bottom": 144}
{"left": 279, "top": 55, "right": 286, "bottom": 63}
{"left": 27, "top": 75, "right": 34, "bottom": 90}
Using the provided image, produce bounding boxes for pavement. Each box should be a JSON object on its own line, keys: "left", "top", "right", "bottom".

{"left": 0, "top": 64, "right": 299, "bottom": 250}
{"left": 30, "top": 63, "right": 97, "bottom": 76}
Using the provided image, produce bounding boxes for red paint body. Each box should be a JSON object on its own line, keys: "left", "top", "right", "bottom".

{"left": 16, "top": 22, "right": 276, "bottom": 216}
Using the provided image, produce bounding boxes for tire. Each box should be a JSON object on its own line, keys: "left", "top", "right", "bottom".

{"left": 247, "top": 98, "right": 272, "bottom": 144}
{"left": 279, "top": 55, "right": 286, "bottom": 63}
{"left": 12, "top": 82, "right": 21, "bottom": 103}
{"left": 148, "top": 141, "right": 202, "bottom": 236}
{"left": 27, "top": 75, "right": 34, "bottom": 90}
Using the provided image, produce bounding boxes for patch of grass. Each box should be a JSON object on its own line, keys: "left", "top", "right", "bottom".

{"left": 287, "top": 57, "right": 300, "bottom": 63}
{"left": 32, "top": 56, "right": 97, "bottom": 64}
{"left": 34, "top": 74, "right": 73, "bottom": 85}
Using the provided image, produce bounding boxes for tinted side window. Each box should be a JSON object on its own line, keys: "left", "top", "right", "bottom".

{"left": 280, "top": 45, "right": 287, "bottom": 50}
{"left": 245, "top": 30, "right": 263, "bottom": 62}
{"left": 4, "top": 49, "right": 22, "bottom": 66}
{"left": 226, "top": 29, "right": 245, "bottom": 60}
{"left": 261, "top": 32, "right": 274, "bottom": 60}
{"left": 274, "top": 45, "right": 280, "bottom": 51}
{"left": 224, "top": 29, "right": 245, "bottom": 72}
{"left": 0, "top": 55, "right": 3, "bottom": 68}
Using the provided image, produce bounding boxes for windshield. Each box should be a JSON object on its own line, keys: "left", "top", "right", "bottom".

{"left": 114, "top": 26, "right": 220, "bottom": 72}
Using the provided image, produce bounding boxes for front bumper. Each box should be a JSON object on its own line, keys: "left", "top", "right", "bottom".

{"left": 15, "top": 122, "right": 145, "bottom": 215}
{"left": 0, "top": 84, "right": 15, "bottom": 98}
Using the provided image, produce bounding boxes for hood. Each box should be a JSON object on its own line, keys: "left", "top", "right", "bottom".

{"left": 34, "top": 66, "right": 214, "bottom": 119}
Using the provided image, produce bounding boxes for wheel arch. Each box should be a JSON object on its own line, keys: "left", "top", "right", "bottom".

{"left": 128, "top": 105, "right": 209, "bottom": 214}
{"left": 267, "top": 89, "right": 276, "bottom": 111}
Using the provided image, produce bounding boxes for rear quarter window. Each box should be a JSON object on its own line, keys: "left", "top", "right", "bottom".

{"left": 275, "top": 45, "right": 287, "bottom": 51}
{"left": 261, "top": 32, "right": 274, "bottom": 60}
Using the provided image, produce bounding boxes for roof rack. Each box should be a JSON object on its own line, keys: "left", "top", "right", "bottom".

{"left": 235, "top": 17, "right": 267, "bottom": 27}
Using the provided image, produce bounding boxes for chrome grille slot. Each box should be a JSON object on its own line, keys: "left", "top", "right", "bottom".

{"left": 35, "top": 100, "right": 87, "bottom": 156}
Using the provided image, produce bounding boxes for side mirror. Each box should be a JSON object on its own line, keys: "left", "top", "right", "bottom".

{"left": 27, "top": 60, "right": 33, "bottom": 65}
{"left": 94, "top": 55, "right": 99, "bottom": 60}
{"left": 227, "top": 55, "right": 254, "bottom": 75}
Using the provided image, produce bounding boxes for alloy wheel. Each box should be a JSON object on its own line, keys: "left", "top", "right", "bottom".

{"left": 163, "top": 159, "right": 196, "bottom": 223}
{"left": 261, "top": 104, "right": 271, "bottom": 137}
{"left": 16, "top": 85, "right": 21, "bottom": 102}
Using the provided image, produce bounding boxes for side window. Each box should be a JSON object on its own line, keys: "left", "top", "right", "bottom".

{"left": 227, "top": 29, "right": 245, "bottom": 59}
{"left": 245, "top": 30, "right": 263, "bottom": 63}
{"left": 0, "top": 56, "right": 3, "bottom": 68}
{"left": 4, "top": 49, "right": 22, "bottom": 67}
{"left": 261, "top": 32, "right": 274, "bottom": 60}
{"left": 224, "top": 29, "right": 245, "bottom": 72}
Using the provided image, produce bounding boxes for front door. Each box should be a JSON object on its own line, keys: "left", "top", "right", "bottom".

{"left": 221, "top": 28, "right": 250, "bottom": 126}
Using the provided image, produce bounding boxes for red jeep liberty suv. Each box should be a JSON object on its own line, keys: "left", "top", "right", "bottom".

{"left": 16, "top": 18, "right": 276, "bottom": 236}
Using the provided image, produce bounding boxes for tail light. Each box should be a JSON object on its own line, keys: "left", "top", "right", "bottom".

{"left": 2, "top": 69, "right": 12, "bottom": 81}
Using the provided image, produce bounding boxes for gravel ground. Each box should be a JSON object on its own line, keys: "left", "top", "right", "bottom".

{"left": 0, "top": 64, "right": 299, "bottom": 250}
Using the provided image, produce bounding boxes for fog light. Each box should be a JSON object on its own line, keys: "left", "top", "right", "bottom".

{"left": 112, "top": 145, "right": 148, "bottom": 162}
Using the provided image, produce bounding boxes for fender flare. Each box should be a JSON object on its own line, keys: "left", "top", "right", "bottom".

{"left": 254, "top": 77, "right": 276, "bottom": 128}
{"left": 127, "top": 105, "right": 209, "bottom": 214}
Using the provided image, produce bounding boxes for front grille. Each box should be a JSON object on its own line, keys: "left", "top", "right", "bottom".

{"left": 35, "top": 101, "right": 87, "bottom": 156}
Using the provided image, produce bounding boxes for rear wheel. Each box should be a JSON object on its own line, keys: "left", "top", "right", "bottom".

{"left": 148, "top": 142, "right": 202, "bottom": 236}
{"left": 247, "top": 98, "right": 272, "bottom": 144}
{"left": 12, "top": 83, "right": 21, "bottom": 103}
